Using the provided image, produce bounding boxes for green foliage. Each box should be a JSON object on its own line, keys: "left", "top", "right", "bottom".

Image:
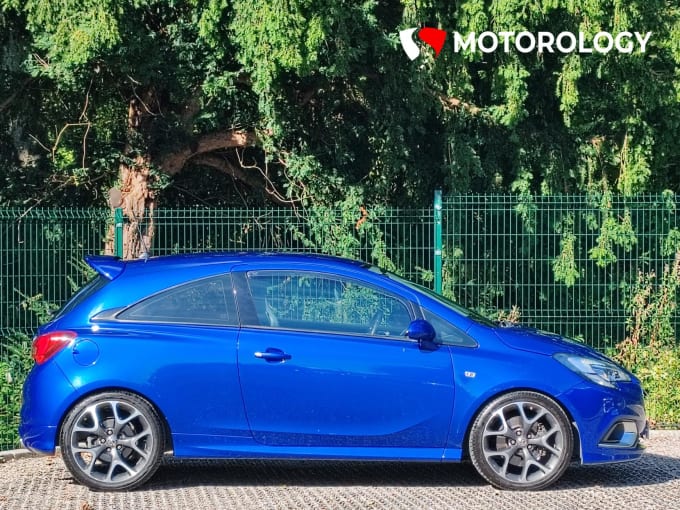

{"left": 231, "top": 0, "right": 329, "bottom": 91}
{"left": 511, "top": 173, "right": 537, "bottom": 233}
{"left": 0, "top": 290, "right": 62, "bottom": 448}
{"left": 23, "top": 0, "right": 121, "bottom": 81}
{"left": 2, "top": 0, "right": 680, "bottom": 211}
{"left": 588, "top": 191, "right": 637, "bottom": 267}
{"left": 0, "top": 333, "right": 32, "bottom": 448}
{"left": 613, "top": 254, "right": 680, "bottom": 425}
{"left": 557, "top": 55, "right": 581, "bottom": 126}
{"left": 490, "top": 61, "right": 529, "bottom": 127}
{"left": 553, "top": 214, "right": 579, "bottom": 287}
{"left": 292, "top": 189, "right": 398, "bottom": 271}
{"left": 632, "top": 347, "right": 680, "bottom": 427}
{"left": 439, "top": 245, "right": 464, "bottom": 302}
{"left": 15, "top": 292, "right": 60, "bottom": 324}
{"left": 617, "top": 258, "right": 680, "bottom": 364}
{"left": 663, "top": 228, "right": 680, "bottom": 257}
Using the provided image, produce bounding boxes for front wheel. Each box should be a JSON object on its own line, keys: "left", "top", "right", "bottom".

{"left": 468, "top": 391, "right": 573, "bottom": 490}
{"left": 60, "top": 391, "right": 165, "bottom": 491}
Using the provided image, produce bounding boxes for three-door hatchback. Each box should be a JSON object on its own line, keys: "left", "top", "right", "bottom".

{"left": 20, "top": 252, "right": 647, "bottom": 491}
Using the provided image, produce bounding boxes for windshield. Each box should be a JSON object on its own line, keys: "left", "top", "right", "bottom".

{"left": 373, "top": 268, "right": 496, "bottom": 327}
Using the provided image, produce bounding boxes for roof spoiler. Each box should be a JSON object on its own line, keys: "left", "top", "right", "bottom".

{"left": 84, "top": 255, "right": 125, "bottom": 280}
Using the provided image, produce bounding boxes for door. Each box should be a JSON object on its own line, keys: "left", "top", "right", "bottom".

{"left": 234, "top": 270, "right": 455, "bottom": 448}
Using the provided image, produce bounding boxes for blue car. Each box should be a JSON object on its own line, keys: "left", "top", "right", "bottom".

{"left": 20, "top": 252, "right": 647, "bottom": 491}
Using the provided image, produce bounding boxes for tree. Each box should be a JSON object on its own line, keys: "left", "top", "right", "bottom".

{"left": 1, "top": 1, "right": 679, "bottom": 259}
{"left": 1, "top": 1, "right": 271, "bottom": 256}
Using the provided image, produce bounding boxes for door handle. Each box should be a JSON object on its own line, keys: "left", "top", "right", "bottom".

{"left": 254, "top": 348, "right": 292, "bottom": 362}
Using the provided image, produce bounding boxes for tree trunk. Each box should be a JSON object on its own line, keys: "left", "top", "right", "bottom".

{"left": 104, "top": 96, "right": 157, "bottom": 259}
{"left": 103, "top": 100, "right": 271, "bottom": 258}
{"left": 119, "top": 154, "right": 155, "bottom": 259}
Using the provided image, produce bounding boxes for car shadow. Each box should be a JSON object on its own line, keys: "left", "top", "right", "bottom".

{"left": 142, "top": 453, "right": 680, "bottom": 491}
{"left": 556, "top": 453, "right": 680, "bottom": 489}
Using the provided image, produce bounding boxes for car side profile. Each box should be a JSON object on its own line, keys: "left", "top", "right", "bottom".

{"left": 20, "top": 252, "right": 647, "bottom": 491}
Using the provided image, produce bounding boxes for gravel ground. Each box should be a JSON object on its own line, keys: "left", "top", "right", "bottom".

{"left": 1, "top": 431, "right": 679, "bottom": 510}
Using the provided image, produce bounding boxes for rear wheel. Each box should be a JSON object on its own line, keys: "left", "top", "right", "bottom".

{"left": 60, "top": 391, "right": 165, "bottom": 491}
{"left": 468, "top": 391, "right": 573, "bottom": 490}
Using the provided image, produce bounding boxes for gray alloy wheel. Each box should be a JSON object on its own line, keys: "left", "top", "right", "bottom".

{"left": 60, "top": 391, "right": 165, "bottom": 491}
{"left": 468, "top": 391, "right": 573, "bottom": 490}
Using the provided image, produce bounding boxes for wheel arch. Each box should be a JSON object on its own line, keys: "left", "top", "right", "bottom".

{"left": 460, "top": 387, "right": 581, "bottom": 462}
{"left": 57, "top": 386, "right": 174, "bottom": 453}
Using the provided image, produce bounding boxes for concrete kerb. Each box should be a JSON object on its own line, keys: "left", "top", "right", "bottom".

{"left": 0, "top": 448, "right": 35, "bottom": 462}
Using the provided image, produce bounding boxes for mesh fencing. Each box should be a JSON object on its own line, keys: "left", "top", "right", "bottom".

{"left": 1, "top": 195, "right": 679, "bottom": 449}
{"left": 440, "top": 194, "right": 680, "bottom": 350}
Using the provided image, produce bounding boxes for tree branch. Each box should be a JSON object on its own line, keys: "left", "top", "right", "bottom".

{"left": 436, "top": 93, "right": 483, "bottom": 115}
{"left": 191, "top": 153, "right": 290, "bottom": 206}
{"left": 158, "top": 130, "right": 257, "bottom": 175}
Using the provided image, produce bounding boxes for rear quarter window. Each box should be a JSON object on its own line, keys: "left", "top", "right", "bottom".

{"left": 55, "top": 275, "right": 109, "bottom": 319}
{"left": 118, "top": 275, "right": 237, "bottom": 326}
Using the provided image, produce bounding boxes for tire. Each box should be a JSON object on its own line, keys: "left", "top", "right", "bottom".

{"left": 468, "top": 391, "right": 573, "bottom": 490}
{"left": 60, "top": 391, "right": 165, "bottom": 491}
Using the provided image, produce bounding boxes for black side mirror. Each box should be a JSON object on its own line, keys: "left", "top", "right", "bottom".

{"left": 406, "top": 319, "right": 438, "bottom": 351}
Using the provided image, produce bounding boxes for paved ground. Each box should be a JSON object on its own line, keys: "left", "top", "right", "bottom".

{"left": 1, "top": 431, "right": 679, "bottom": 510}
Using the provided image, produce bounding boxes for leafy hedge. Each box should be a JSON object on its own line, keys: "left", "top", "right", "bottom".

{"left": 0, "top": 333, "right": 32, "bottom": 449}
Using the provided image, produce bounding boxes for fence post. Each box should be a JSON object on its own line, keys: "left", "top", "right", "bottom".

{"left": 434, "top": 189, "right": 442, "bottom": 294}
{"left": 114, "top": 207, "right": 124, "bottom": 258}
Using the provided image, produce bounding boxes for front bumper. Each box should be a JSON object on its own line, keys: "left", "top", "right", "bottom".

{"left": 598, "top": 418, "right": 650, "bottom": 448}
{"left": 562, "top": 381, "right": 647, "bottom": 464}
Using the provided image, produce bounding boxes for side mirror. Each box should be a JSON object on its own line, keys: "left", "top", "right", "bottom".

{"left": 406, "top": 319, "right": 438, "bottom": 351}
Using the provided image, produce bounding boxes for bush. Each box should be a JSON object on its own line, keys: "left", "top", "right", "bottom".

{"left": 0, "top": 333, "right": 33, "bottom": 449}
{"left": 612, "top": 254, "right": 680, "bottom": 427}
{"left": 631, "top": 347, "right": 680, "bottom": 427}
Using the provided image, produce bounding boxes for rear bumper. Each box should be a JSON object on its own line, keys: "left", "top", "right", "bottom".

{"left": 18, "top": 425, "right": 57, "bottom": 455}
{"left": 19, "top": 361, "right": 78, "bottom": 454}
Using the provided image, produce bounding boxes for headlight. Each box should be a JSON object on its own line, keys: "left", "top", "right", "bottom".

{"left": 554, "top": 353, "right": 631, "bottom": 388}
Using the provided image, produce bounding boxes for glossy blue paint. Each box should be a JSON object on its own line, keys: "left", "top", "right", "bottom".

{"left": 238, "top": 327, "right": 454, "bottom": 448}
{"left": 20, "top": 252, "right": 646, "bottom": 475}
{"left": 84, "top": 254, "right": 125, "bottom": 280}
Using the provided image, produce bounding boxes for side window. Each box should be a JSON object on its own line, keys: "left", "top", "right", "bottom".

{"left": 118, "top": 275, "right": 237, "bottom": 326}
{"left": 245, "top": 271, "right": 411, "bottom": 337}
{"left": 422, "top": 309, "right": 477, "bottom": 348}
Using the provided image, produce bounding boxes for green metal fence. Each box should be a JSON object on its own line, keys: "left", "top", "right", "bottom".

{"left": 1, "top": 207, "right": 434, "bottom": 338}
{"left": 1, "top": 208, "right": 113, "bottom": 335}
{"left": 439, "top": 194, "right": 680, "bottom": 350}
{"left": 1, "top": 194, "right": 679, "bottom": 449}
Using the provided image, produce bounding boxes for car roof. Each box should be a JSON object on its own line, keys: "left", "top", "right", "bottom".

{"left": 86, "top": 252, "right": 369, "bottom": 280}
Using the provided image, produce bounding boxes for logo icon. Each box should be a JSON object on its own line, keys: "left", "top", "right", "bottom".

{"left": 399, "top": 27, "right": 447, "bottom": 60}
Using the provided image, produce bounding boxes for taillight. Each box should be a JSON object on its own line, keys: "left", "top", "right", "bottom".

{"left": 32, "top": 331, "right": 77, "bottom": 364}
